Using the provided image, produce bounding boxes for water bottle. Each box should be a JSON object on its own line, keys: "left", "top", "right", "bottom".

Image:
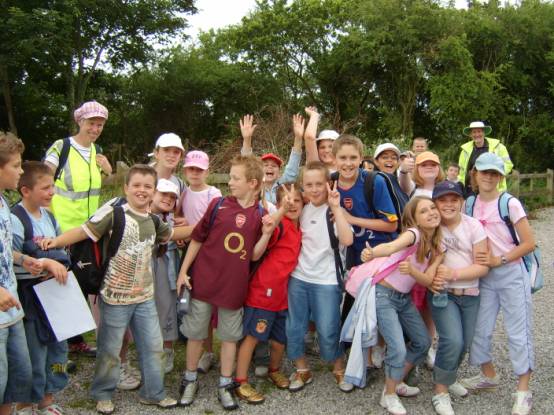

{"left": 432, "top": 290, "right": 448, "bottom": 308}
{"left": 177, "top": 288, "right": 191, "bottom": 318}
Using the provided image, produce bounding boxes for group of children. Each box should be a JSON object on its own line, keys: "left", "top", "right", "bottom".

{"left": 0, "top": 106, "right": 537, "bottom": 415}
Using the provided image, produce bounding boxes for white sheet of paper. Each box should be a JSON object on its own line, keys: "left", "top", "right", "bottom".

{"left": 33, "top": 271, "right": 96, "bottom": 341}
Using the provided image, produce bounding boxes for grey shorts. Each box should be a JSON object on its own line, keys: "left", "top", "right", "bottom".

{"left": 180, "top": 299, "right": 243, "bottom": 342}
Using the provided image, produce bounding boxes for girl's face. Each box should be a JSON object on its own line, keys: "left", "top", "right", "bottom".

{"left": 302, "top": 169, "right": 328, "bottom": 206}
{"left": 375, "top": 150, "right": 399, "bottom": 174}
{"left": 435, "top": 194, "right": 462, "bottom": 223}
{"left": 262, "top": 160, "right": 281, "bottom": 184}
{"left": 317, "top": 140, "right": 335, "bottom": 166}
{"left": 152, "top": 191, "right": 177, "bottom": 213}
{"left": 476, "top": 170, "right": 502, "bottom": 192}
{"left": 417, "top": 161, "right": 440, "bottom": 181}
{"left": 414, "top": 199, "right": 441, "bottom": 230}
{"left": 155, "top": 146, "right": 183, "bottom": 170}
{"left": 335, "top": 144, "right": 361, "bottom": 182}
{"left": 184, "top": 166, "right": 209, "bottom": 187}
{"left": 281, "top": 191, "right": 304, "bottom": 222}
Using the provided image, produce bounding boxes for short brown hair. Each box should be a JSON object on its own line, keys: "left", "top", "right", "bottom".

{"left": 0, "top": 131, "right": 25, "bottom": 167}
{"left": 125, "top": 164, "right": 158, "bottom": 185}
{"left": 17, "top": 161, "right": 53, "bottom": 193}
{"left": 302, "top": 161, "right": 330, "bottom": 182}
{"left": 230, "top": 155, "right": 264, "bottom": 191}
{"left": 332, "top": 134, "right": 364, "bottom": 156}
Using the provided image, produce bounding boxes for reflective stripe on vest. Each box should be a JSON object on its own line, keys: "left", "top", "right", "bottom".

{"left": 54, "top": 187, "right": 102, "bottom": 200}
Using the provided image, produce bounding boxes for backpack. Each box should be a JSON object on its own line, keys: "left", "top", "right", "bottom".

{"left": 69, "top": 198, "right": 161, "bottom": 295}
{"left": 325, "top": 207, "right": 347, "bottom": 290}
{"left": 465, "top": 192, "right": 543, "bottom": 293}
{"left": 47, "top": 137, "right": 102, "bottom": 182}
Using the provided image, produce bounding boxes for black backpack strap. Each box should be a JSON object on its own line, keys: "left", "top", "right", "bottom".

{"left": 104, "top": 206, "right": 126, "bottom": 267}
{"left": 364, "top": 171, "right": 377, "bottom": 210}
{"left": 326, "top": 207, "right": 345, "bottom": 290}
{"left": 11, "top": 204, "right": 34, "bottom": 242}
{"left": 53, "top": 137, "right": 71, "bottom": 182}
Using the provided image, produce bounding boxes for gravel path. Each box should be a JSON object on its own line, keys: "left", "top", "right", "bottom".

{"left": 57, "top": 208, "right": 554, "bottom": 414}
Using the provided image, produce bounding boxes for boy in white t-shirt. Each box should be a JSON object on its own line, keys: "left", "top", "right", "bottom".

{"left": 285, "top": 161, "right": 353, "bottom": 393}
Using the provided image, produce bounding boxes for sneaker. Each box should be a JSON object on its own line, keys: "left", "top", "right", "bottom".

{"left": 68, "top": 341, "right": 96, "bottom": 357}
{"left": 334, "top": 371, "right": 354, "bottom": 393}
{"left": 117, "top": 362, "right": 141, "bottom": 390}
{"left": 217, "top": 383, "right": 239, "bottom": 411}
{"left": 197, "top": 351, "right": 214, "bottom": 374}
{"left": 268, "top": 370, "right": 290, "bottom": 389}
{"left": 95, "top": 400, "right": 114, "bottom": 415}
{"left": 426, "top": 345, "right": 437, "bottom": 369}
{"left": 139, "top": 396, "right": 178, "bottom": 409}
{"left": 254, "top": 365, "right": 269, "bottom": 378}
{"left": 460, "top": 373, "right": 499, "bottom": 391}
{"left": 178, "top": 378, "right": 198, "bottom": 407}
{"left": 15, "top": 407, "right": 37, "bottom": 415}
{"left": 511, "top": 391, "right": 532, "bottom": 415}
{"left": 448, "top": 381, "right": 469, "bottom": 398}
{"left": 288, "top": 370, "right": 313, "bottom": 392}
{"left": 371, "top": 345, "right": 385, "bottom": 369}
{"left": 38, "top": 404, "right": 64, "bottom": 415}
{"left": 164, "top": 348, "right": 174, "bottom": 374}
{"left": 432, "top": 393, "right": 455, "bottom": 415}
{"left": 236, "top": 383, "right": 265, "bottom": 404}
{"left": 396, "top": 382, "right": 420, "bottom": 397}
{"left": 380, "top": 391, "right": 407, "bottom": 415}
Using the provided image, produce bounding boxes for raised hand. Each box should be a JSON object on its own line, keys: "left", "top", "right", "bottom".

{"left": 304, "top": 106, "right": 319, "bottom": 118}
{"left": 292, "top": 114, "right": 305, "bottom": 139}
{"left": 361, "top": 241, "right": 373, "bottom": 263}
{"left": 240, "top": 114, "right": 257, "bottom": 141}
{"left": 400, "top": 153, "right": 415, "bottom": 174}
{"left": 279, "top": 183, "right": 296, "bottom": 211}
{"left": 261, "top": 214, "right": 276, "bottom": 235}
{"left": 326, "top": 180, "right": 340, "bottom": 209}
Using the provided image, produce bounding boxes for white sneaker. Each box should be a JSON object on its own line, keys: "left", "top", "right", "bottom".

{"left": 396, "top": 382, "right": 420, "bottom": 397}
{"left": 371, "top": 345, "right": 385, "bottom": 369}
{"left": 426, "top": 344, "right": 437, "bottom": 369}
{"left": 432, "top": 393, "right": 455, "bottom": 415}
{"left": 448, "top": 381, "right": 469, "bottom": 398}
{"left": 117, "top": 362, "right": 141, "bottom": 390}
{"left": 164, "top": 348, "right": 174, "bottom": 374}
{"left": 380, "top": 391, "right": 407, "bottom": 415}
{"left": 197, "top": 351, "right": 214, "bottom": 374}
{"left": 511, "top": 391, "right": 532, "bottom": 415}
{"left": 460, "top": 373, "right": 499, "bottom": 390}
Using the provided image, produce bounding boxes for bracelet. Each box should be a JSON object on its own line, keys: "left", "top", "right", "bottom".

{"left": 19, "top": 254, "right": 26, "bottom": 266}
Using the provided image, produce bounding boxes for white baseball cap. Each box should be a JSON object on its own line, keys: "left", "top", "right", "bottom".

{"left": 316, "top": 130, "right": 340, "bottom": 142}
{"left": 374, "top": 143, "right": 401, "bottom": 159}
{"left": 155, "top": 133, "right": 185, "bottom": 152}
{"left": 156, "top": 179, "right": 179, "bottom": 196}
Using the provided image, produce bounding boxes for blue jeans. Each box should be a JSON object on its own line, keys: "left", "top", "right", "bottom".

{"left": 429, "top": 291, "right": 480, "bottom": 386}
{"left": 0, "top": 319, "right": 32, "bottom": 403}
{"left": 90, "top": 298, "right": 165, "bottom": 402}
{"left": 24, "top": 319, "right": 69, "bottom": 402}
{"left": 375, "top": 285, "right": 431, "bottom": 381}
{"left": 286, "top": 278, "right": 343, "bottom": 362}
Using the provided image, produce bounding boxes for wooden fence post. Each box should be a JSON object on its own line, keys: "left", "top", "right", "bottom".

{"left": 510, "top": 169, "right": 520, "bottom": 198}
{"left": 547, "top": 169, "right": 554, "bottom": 203}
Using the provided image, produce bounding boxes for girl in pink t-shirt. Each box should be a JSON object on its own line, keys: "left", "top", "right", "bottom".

{"left": 460, "top": 153, "right": 536, "bottom": 415}
{"left": 360, "top": 196, "right": 443, "bottom": 415}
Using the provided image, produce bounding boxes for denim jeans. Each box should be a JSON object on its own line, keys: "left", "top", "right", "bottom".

{"left": 90, "top": 298, "right": 165, "bottom": 402}
{"left": 429, "top": 291, "right": 480, "bottom": 386}
{"left": 24, "top": 319, "right": 69, "bottom": 402}
{"left": 0, "top": 319, "right": 32, "bottom": 403}
{"left": 286, "top": 278, "right": 343, "bottom": 362}
{"left": 375, "top": 285, "right": 430, "bottom": 381}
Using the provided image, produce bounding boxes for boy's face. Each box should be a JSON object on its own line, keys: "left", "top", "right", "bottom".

{"left": 184, "top": 166, "right": 208, "bottom": 187}
{"left": 446, "top": 166, "right": 459, "bottom": 180}
{"left": 435, "top": 194, "right": 462, "bottom": 222}
{"left": 124, "top": 173, "right": 156, "bottom": 211}
{"left": 302, "top": 169, "right": 327, "bottom": 206}
{"left": 23, "top": 175, "right": 55, "bottom": 208}
{"left": 412, "top": 139, "right": 427, "bottom": 154}
{"left": 375, "top": 150, "right": 399, "bottom": 174}
{"left": 281, "top": 191, "right": 304, "bottom": 222}
{"left": 317, "top": 140, "right": 335, "bottom": 166}
{"left": 262, "top": 160, "right": 281, "bottom": 185}
{"left": 155, "top": 146, "right": 183, "bottom": 170}
{"left": 152, "top": 191, "right": 177, "bottom": 213}
{"left": 0, "top": 153, "right": 23, "bottom": 191}
{"left": 228, "top": 165, "right": 257, "bottom": 199}
{"left": 78, "top": 117, "right": 105, "bottom": 142}
{"left": 335, "top": 144, "right": 361, "bottom": 182}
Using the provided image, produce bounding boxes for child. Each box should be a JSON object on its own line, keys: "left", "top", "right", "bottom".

{"left": 235, "top": 183, "right": 303, "bottom": 404}
{"left": 303, "top": 107, "right": 339, "bottom": 172}
{"left": 411, "top": 137, "right": 428, "bottom": 155}
{"left": 150, "top": 179, "right": 181, "bottom": 374}
{"left": 178, "top": 150, "right": 222, "bottom": 373}
{"left": 460, "top": 153, "right": 535, "bottom": 415}
{"left": 446, "top": 163, "right": 460, "bottom": 183}
{"left": 151, "top": 133, "right": 186, "bottom": 195}
{"left": 361, "top": 157, "right": 376, "bottom": 173}
{"left": 360, "top": 196, "right": 442, "bottom": 415}
{"left": 10, "top": 161, "right": 71, "bottom": 415}
{"left": 239, "top": 114, "right": 304, "bottom": 204}
{"left": 428, "top": 180, "right": 489, "bottom": 415}
{"left": 176, "top": 155, "right": 275, "bottom": 411}
{"left": 285, "top": 161, "right": 353, "bottom": 393}
{"left": 41, "top": 164, "right": 192, "bottom": 414}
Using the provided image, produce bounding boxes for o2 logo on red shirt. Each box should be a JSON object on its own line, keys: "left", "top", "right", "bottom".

{"left": 344, "top": 197, "right": 353, "bottom": 210}
{"left": 224, "top": 232, "right": 247, "bottom": 260}
{"left": 235, "top": 214, "right": 246, "bottom": 228}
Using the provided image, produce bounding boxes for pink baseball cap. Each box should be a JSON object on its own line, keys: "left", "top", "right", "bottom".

{"left": 184, "top": 150, "right": 209, "bottom": 170}
{"left": 74, "top": 101, "right": 108, "bottom": 123}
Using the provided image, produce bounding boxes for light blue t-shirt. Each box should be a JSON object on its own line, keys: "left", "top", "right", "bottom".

{"left": 0, "top": 196, "right": 24, "bottom": 328}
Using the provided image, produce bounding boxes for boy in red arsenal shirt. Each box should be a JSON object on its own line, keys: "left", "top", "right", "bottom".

{"left": 234, "top": 184, "right": 304, "bottom": 404}
{"left": 176, "top": 155, "right": 276, "bottom": 411}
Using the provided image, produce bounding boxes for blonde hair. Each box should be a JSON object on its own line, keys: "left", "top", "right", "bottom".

{"left": 301, "top": 160, "right": 330, "bottom": 182}
{"left": 0, "top": 131, "right": 25, "bottom": 167}
{"left": 230, "top": 155, "right": 264, "bottom": 191}
{"left": 332, "top": 134, "right": 364, "bottom": 156}
{"left": 413, "top": 161, "right": 445, "bottom": 188}
{"left": 401, "top": 196, "right": 442, "bottom": 264}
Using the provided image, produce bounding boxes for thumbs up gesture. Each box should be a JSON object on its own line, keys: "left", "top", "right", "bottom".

{"left": 361, "top": 241, "right": 373, "bottom": 263}
{"left": 399, "top": 255, "right": 413, "bottom": 275}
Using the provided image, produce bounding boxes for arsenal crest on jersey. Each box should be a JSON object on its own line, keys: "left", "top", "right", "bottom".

{"left": 235, "top": 213, "right": 246, "bottom": 228}
{"left": 344, "top": 197, "right": 353, "bottom": 210}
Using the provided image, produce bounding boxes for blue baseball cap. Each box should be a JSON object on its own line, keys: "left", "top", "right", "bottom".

{"left": 432, "top": 180, "right": 464, "bottom": 199}
{"left": 474, "top": 153, "right": 505, "bottom": 176}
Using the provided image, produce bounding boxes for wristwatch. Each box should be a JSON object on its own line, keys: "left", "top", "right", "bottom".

{"left": 500, "top": 255, "right": 508, "bottom": 265}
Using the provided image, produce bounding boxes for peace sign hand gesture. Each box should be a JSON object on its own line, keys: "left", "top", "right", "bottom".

{"left": 327, "top": 181, "right": 340, "bottom": 209}
{"left": 279, "top": 183, "right": 296, "bottom": 212}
